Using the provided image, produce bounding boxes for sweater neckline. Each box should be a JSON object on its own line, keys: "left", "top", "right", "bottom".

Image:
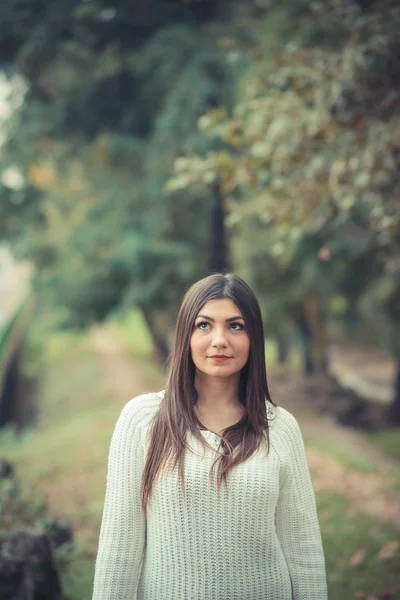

{"left": 197, "top": 402, "right": 275, "bottom": 439}
{"left": 199, "top": 428, "right": 221, "bottom": 438}
{"left": 198, "top": 428, "right": 223, "bottom": 450}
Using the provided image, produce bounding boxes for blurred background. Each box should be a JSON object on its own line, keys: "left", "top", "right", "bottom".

{"left": 0, "top": 0, "right": 399, "bottom": 598}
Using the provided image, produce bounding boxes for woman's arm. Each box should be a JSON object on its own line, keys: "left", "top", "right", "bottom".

{"left": 275, "top": 411, "right": 328, "bottom": 600}
{"left": 92, "top": 399, "right": 146, "bottom": 600}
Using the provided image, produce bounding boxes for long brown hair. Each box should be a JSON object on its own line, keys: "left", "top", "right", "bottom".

{"left": 141, "top": 273, "right": 276, "bottom": 513}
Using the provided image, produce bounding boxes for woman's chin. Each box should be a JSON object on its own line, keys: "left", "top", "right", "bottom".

{"left": 197, "top": 366, "right": 241, "bottom": 379}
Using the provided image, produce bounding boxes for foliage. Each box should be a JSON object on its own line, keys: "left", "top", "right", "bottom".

{"left": 0, "top": 471, "right": 63, "bottom": 539}
{"left": 0, "top": 2, "right": 257, "bottom": 341}
{"left": 0, "top": 457, "right": 92, "bottom": 598}
{"left": 167, "top": 0, "right": 400, "bottom": 359}
{"left": 169, "top": 2, "right": 400, "bottom": 247}
{"left": 1, "top": 0, "right": 400, "bottom": 376}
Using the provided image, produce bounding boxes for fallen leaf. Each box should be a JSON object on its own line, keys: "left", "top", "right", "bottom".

{"left": 350, "top": 549, "right": 366, "bottom": 566}
{"left": 378, "top": 540, "right": 400, "bottom": 560}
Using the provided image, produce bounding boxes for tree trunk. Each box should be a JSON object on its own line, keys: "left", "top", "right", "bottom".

{"left": 0, "top": 351, "right": 20, "bottom": 428}
{"left": 303, "top": 294, "right": 328, "bottom": 375}
{"left": 140, "top": 307, "right": 169, "bottom": 366}
{"left": 276, "top": 333, "right": 290, "bottom": 364}
{"left": 389, "top": 359, "right": 400, "bottom": 426}
{"left": 209, "top": 181, "right": 229, "bottom": 273}
{"left": 295, "top": 314, "right": 314, "bottom": 375}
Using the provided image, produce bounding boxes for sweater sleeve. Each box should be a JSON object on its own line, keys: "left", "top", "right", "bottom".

{"left": 92, "top": 399, "right": 146, "bottom": 600}
{"left": 274, "top": 412, "right": 328, "bottom": 600}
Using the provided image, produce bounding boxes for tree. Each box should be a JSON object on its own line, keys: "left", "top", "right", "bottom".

{"left": 0, "top": 0, "right": 260, "bottom": 360}
{"left": 167, "top": 0, "right": 400, "bottom": 416}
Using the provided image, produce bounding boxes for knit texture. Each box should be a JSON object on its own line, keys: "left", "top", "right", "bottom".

{"left": 92, "top": 391, "right": 327, "bottom": 600}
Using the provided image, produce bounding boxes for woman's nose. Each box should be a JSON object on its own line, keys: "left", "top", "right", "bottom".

{"left": 211, "top": 327, "right": 228, "bottom": 347}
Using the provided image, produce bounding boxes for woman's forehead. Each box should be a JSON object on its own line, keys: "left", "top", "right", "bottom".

{"left": 196, "top": 298, "right": 243, "bottom": 318}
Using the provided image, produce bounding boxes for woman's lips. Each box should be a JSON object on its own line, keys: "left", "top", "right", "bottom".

{"left": 208, "top": 356, "right": 232, "bottom": 362}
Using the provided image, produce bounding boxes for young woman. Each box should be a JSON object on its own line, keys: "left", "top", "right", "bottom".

{"left": 92, "top": 273, "right": 327, "bottom": 600}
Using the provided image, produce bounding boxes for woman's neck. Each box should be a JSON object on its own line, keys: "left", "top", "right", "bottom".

{"left": 194, "top": 371, "right": 242, "bottom": 412}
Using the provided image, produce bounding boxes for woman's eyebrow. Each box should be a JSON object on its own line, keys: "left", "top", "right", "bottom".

{"left": 196, "top": 314, "right": 245, "bottom": 322}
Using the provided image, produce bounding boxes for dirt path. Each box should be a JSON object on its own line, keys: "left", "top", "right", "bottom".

{"left": 269, "top": 369, "right": 399, "bottom": 472}
{"left": 91, "top": 327, "right": 400, "bottom": 527}
{"left": 269, "top": 369, "right": 400, "bottom": 526}
{"left": 89, "top": 324, "right": 160, "bottom": 402}
{"left": 31, "top": 326, "right": 159, "bottom": 544}
{"left": 307, "top": 447, "right": 400, "bottom": 525}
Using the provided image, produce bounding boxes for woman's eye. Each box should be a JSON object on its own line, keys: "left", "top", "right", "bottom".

{"left": 195, "top": 321, "right": 244, "bottom": 331}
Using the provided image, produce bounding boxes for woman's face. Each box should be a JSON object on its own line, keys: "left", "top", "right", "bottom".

{"left": 190, "top": 298, "right": 250, "bottom": 380}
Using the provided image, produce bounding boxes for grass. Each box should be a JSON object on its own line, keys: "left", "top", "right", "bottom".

{"left": 318, "top": 491, "right": 399, "bottom": 600}
{"left": 108, "top": 308, "right": 166, "bottom": 382}
{"left": 1, "top": 314, "right": 400, "bottom": 600}
{"left": 366, "top": 430, "right": 400, "bottom": 463}
{"left": 108, "top": 309, "right": 154, "bottom": 361}
{"left": 303, "top": 435, "right": 378, "bottom": 474}
{"left": 1, "top": 311, "right": 160, "bottom": 599}
{"left": 1, "top": 330, "right": 115, "bottom": 600}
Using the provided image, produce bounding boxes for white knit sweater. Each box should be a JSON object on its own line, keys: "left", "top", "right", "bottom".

{"left": 92, "top": 391, "right": 327, "bottom": 600}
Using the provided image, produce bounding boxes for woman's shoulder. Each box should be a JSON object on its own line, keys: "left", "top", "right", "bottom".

{"left": 267, "top": 402, "right": 303, "bottom": 447}
{"left": 118, "top": 390, "right": 165, "bottom": 430}
{"left": 268, "top": 402, "right": 298, "bottom": 426}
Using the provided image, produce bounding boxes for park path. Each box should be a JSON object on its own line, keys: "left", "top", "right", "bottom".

{"left": 269, "top": 367, "right": 399, "bottom": 472}
{"left": 90, "top": 325, "right": 400, "bottom": 527}
{"left": 89, "top": 324, "right": 159, "bottom": 403}
{"left": 268, "top": 369, "right": 400, "bottom": 526}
